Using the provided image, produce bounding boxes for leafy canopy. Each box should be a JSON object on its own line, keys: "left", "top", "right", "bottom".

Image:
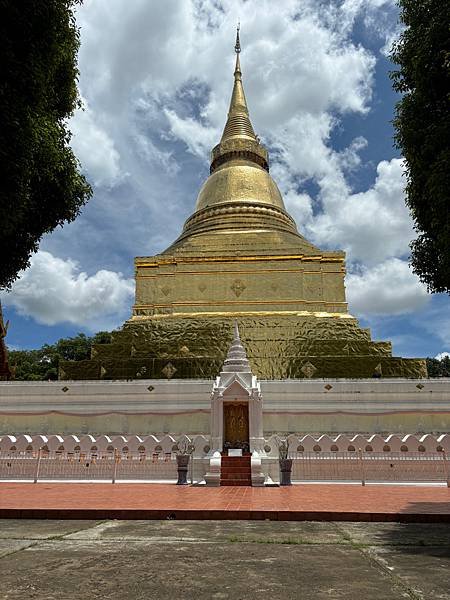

{"left": 0, "top": 1, "right": 92, "bottom": 289}
{"left": 8, "top": 332, "right": 112, "bottom": 381}
{"left": 390, "top": 0, "right": 450, "bottom": 293}
{"left": 426, "top": 356, "right": 450, "bottom": 378}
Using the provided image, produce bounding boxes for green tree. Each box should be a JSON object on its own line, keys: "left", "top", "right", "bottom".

{"left": 426, "top": 355, "right": 450, "bottom": 377}
{"left": 8, "top": 331, "right": 112, "bottom": 380}
{"left": 0, "top": 1, "right": 92, "bottom": 290}
{"left": 390, "top": 0, "right": 450, "bottom": 293}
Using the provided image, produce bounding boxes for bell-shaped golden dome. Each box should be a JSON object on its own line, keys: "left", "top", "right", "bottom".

{"left": 165, "top": 27, "right": 318, "bottom": 254}
{"left": 195, "top": 160, "right": 286, "bottom": 212}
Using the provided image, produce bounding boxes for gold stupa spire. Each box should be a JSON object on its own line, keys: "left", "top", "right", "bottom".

{"left": 209, "top": 25, "right": 268, "bottom": 174}
{"left": 166, "top": 26, "right": 306, "bottom": 246}
{"left": 221, "top": 24, "right": 256, "bottom": 142}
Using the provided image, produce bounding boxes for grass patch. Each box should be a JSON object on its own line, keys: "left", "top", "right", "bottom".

{"left": 227, "top": 536, "right": 349, "bottom": 546}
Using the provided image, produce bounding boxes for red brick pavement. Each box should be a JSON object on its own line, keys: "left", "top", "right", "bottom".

{"left": 0, "top": 483, "right": 449, "bottom": 522}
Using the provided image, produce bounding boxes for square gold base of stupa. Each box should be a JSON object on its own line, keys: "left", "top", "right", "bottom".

{"left": 59, "top": 312, "right": 426, "bottom": 380}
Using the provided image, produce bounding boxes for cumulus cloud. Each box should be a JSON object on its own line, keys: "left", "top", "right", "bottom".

{"left": 308, "top": 158, "right": 414, "bottom": 264}
{"left": 69, "top": 99, "right": 122, "bottom": 187}
{"left": 164, "top": 109, "right": 218, "bottom": 161}
{"left": 1, "top": 252, "right": 134, "bottom": 330}
{"left": 435, "top": 352, "right": 450, "bottom": 361}
{"left": 346, "top": 258, "right": 429, "bottom": 315}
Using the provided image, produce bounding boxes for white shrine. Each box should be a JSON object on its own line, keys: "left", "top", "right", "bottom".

{"left": 210, "top": 321, "right": 264, "bottom": 455}
{"left": 205, "top": 322, "right": 266, "bottom": 486}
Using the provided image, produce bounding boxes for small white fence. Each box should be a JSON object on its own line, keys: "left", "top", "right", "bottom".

{"left": 1, "top": 448, "right": 449, "bottom": 485}
{"left": 1, "top": 433, "right": 450, "bottom": 485}
{"left": 291, "top": 451, "right": 450, "bottom": 484}
{"left": 0, "top": 450, "right": 179, "bottom": 483}
{"left": 0, "top": 447, "right": 210, "bottom": 484}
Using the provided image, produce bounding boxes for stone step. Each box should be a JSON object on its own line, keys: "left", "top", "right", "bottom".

{"left": 220, "top": 472, "right": 251, "bottom": 481}
{"left": 220, "top": 466, "right": 251, "bottom": 474}
{"left": 220, "top": 480, "right": 251, "bottom": 486}
{"left": 220, "top": 455, "right": 252, "bottom": 486}
{"left": 221, "top": 457, "right": 251, "bottom": 465}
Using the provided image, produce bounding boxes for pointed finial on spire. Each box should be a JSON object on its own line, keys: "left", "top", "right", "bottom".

{"left": 235, "top": 22, "right": 241, "bottom": 54}
{"left": 234, "top": 22, "right": 241, "bottom": 77}
{"left": 234, "top": 319, "right": 240, "bottom": 340}
{"left": 217, "top": 23, "right": 258, "bottom": 145}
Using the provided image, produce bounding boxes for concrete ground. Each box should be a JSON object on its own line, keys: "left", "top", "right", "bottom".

{"left": 1, "top": 519, "right": 450, "bottom": 599}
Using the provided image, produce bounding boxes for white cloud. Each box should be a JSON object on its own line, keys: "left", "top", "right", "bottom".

{"left": 164, "top": 109, "right": 218, "bottom": 161}
{"left": 1, "top": 252, "right": 134, "bottom": 330}
{"left": 346, "top": 258, "right": 429, "bottom": 315}
{"left": 133, "top": 133, "right": 180, "bottom": 175}
{"left": 307, "top": 158, "right": 414, "bottom": 264}
{"left": 358, "top": 0, "right": 402, "bottom": 57}
{"left": 435, "top": 352, "right": 450, "bottom": 361}
{"left": 69, "top": 99, "right": 122, "bottom": 187}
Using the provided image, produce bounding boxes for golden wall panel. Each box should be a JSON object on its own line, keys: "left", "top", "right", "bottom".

{"left": 61, "top": 314, "right": 426, "bottom": 381}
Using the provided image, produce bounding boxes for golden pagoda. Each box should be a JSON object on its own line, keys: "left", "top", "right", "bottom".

{"left": 60, "top": 29, "right": 426, "bottom": 381}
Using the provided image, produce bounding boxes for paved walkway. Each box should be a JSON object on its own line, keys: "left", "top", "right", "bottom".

{"left": 2, "top": 519, "right": 450, "bottom": 599}
{"left": 1, "top": 482, "right": 449, "bottom": 521}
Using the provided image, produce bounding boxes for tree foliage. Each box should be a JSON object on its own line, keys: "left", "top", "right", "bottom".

{"left": 426, "top": 355, "right": 450, "bottom": 378}
{"left": 8, "top": 332, "right": 112, "bottom": 380}
{"left": 0, "top": 1, "right": 92, "bottom": 289}
{"left": 390, "top": 0, "right": 450, "bottom": 293}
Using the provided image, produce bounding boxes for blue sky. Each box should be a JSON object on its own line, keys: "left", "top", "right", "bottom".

{"left": 2, "top": 0, "right": 449, "bottom": 358}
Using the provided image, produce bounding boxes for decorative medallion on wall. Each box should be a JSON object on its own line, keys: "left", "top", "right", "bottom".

{"left": 231, "top": 279, "right": 246, "bottom": 297}
{"left": 61, "top": 386, "right": 69, "bottom": 393}
{"left": 324, "top": 384, "right": 333, "bottom": 391}
{"left": 147, "top": 385, "right": 155, "bottom": 392}
{"left": 416, "top": 383, "right": 424, "bottom": 390}
{"left": 198, "top": 283, "right": 207, "bottom": 293}
{"left": 161, "top": 286, "right": 171, "bottom": 296}
{"left": 162, "top": 362, "right": 177, "bottom": 379}
{"left": 301, "top": 361, "right": 317, "bottom": 379}
{"left": 179, "top": 345, "right": 190, "bottom": 356}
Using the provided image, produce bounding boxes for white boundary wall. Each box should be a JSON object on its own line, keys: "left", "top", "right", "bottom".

{"left": 1, "top": 378, "right": 450, "bottom": 434}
